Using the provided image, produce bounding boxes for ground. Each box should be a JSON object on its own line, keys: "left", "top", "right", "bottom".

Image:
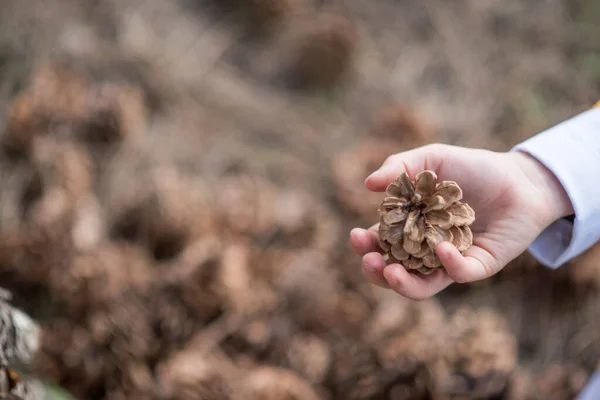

{"left": 0, "top": 0, "right": 599, "bottom": 399}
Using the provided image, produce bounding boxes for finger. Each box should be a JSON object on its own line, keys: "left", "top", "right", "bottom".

{"left": 350, "top": 228, "right": 381, "bottom": 256}
{"left": 362, "top": 252, "right": 390, "bottom": 288}
{"left": 364, "top": 145, "right": 444, "bottom": 192}
{"left": 435, "top": 241, "right": 498, "bottom": 283}
{"left": 382, "top": 263, "right": 454, "bottom": 300}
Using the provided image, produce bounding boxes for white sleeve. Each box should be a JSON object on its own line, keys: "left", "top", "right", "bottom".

{"left": 510, "top": 106, "right": 600, "bottom": 269}
{"left": 577, "top": 371, "right": 600, "bottom": 400}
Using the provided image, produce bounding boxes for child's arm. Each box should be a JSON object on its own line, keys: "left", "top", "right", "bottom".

{"left": 511, "top": 105, "right": 600, "bottom": 269}
{"left": 349, "top": 106, "right": 600, "bottom": 300}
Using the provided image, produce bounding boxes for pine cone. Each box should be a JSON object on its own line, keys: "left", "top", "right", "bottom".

{"left": 105, "top": 164, "right": 213, "bottom": 261}
{"left": 26, "top": 136, "right": 94, "bottom": 226}
{"left": 0, "top": 212, "right": 76, "bottom": 286}
{"left": 38, "top": 297, "right": 155, "bottom": 398}
{"left": 48, "top": 242, "right": 152, "bottom": 315}
{"left": 372, "top": 296, "right": 446, "bottom": 376}
{"left": 273, "top": 249, "right": 342, "bottom": 330}
{"left": 215, "top": 174, "right": 278, "bottom": 238}
{"left": 156, "top": 348, "right": 236, "bottom": 400}
{"left": 104, "top": 363, "right": 158, "bottom": 400}
{"left": 371, "top": 104, "right": 435, "bottom": 146}
{"left": 507, "top": 364, "right": 588, "bottom": 400}
{"left": 431, "top": 307, "right": 517, "bottom": 399}
{"left": 284, "top": 10, "right": 358, "bottom": 89}
{"left": 5, "top": 58, "right": 148, "bottom": 154}
{"left": 328, "top": 338, "right": 386, "bottom": 399}
{"left": 286, "top": 334, "right": 331, "bottom": 384}
{"left": 159, "top": 236, "right": 229, "bottom": 322}
{"left": 332, "top": 139, "right": 400, "bottom": 222}
{"left": 377, "top": 171, "right": 475, "bottom": 275}
{"left": 234, "top": 366, "right": 321, "bottom": 400}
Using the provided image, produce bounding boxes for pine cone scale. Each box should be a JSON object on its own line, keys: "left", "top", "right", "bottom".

{"left": 379, "top": 222, "right": 404, "bottom": 244}
{"left": 449, "top": 226, "right": 464, "bottom": 247}
{"left": 414, "top": 170, "right": 437, "bottom": 197}
{"left": 377, "top": 171, "right": 475, "bottom": 275}
{"left": 425, "top": 224, "right": 453, "bottom": 248}
{"left": 412, "top": 217, "right": 426, "bottom": 242}
{"left": 421, "top": 196, "right": 446, "bottom": 212}
{"left": 381, "top": 208, "right": 407, "bottom": 225}
{"left": 413, "top": 242, "right": 430, "bottom": 258}
{"left": 391, "top": 245, "right": 409, "bottom": 261}
{"left": 422, "top": 252, "right": 441, "bottom": 268}
{"left": 380, "top": 196, "right": 407, "bottom": 211}
{"left": 426, "top": 210, "right": 454, "bottom": 229}
{"left": 403, "top": 236, "right": 422, "bottom": 255}
{"left": 386, "top": 173, "right": 415, "bottom": 199}
{"left": 403, "top": 210, "right": 419, "bottom": 236}
{"left": 434, "top": 182, "right": 463, "bottom": 204}
{"left": 404, "top": 257, "right": 423, "bottom": 270}
{"left": 447, "top": 203, "right": 475, "bottom": 226}
{"left": 457, "top": 226, "right": 473, "bottom": 252}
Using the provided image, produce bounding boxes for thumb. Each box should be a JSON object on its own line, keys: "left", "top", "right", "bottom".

{"left": 365, "top": 144, "right": 447, "bottom": 192}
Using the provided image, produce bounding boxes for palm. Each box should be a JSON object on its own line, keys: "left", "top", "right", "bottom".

{"left": 436, "top": 150, "right": 550, "bottom": 271}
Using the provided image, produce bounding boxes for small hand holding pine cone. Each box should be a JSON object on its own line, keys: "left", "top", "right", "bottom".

{"left": 377, "top": 171, "right": 475, "bottom": 275}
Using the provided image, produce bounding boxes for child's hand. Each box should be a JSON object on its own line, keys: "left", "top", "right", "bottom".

{"left": 349, "top": 144, "right": 573, "bottom": 300}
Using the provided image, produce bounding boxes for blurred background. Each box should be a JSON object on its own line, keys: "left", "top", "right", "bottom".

{"left": 0, "top": 0, "right": 599, "bottom": 399}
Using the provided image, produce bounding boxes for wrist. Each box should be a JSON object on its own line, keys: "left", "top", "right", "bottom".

{"left": 510, "top": 150, "right": 574, "bottom": 225}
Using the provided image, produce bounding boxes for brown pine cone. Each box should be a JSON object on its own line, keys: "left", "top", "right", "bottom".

{"left": 371, "top": 295, "right": 446, "bottom": 376}
{"left": 332, "top": 139, "right": 400, "bottom": 222}
{"left": 215, "top": 174, "right": 278, "bottom": 238}
{"left": 156, "top": 348, "right": 237, "bottom": 400}
{"left": 507, "top": 364, "right": 588, "bottom": 400}
{"left": 286, "top": 334, "right": 331, "bottom": 384}
{"left": 5, "top": 58, "right": 148, "bottom": 154}
{"left": 39, "top": 296, "right": 156, "bottom": 397}
{"left": 26, "top": 136, "right": 94, "bottom": 226}
{"left": 371, "top": 104, "right": 435, "bottom": 146}
{"left": 284, "top": 10, "right": 358, "bottom": 89}
{"left": 431, "top": 307, "right": 517, "bottom": 399}
{"left": 234, "top": 366, "right": 321, "bottom": 400}
{"left": 48, "top": 242, "right": 152, "bottom": 315}
{"left": 273, "top": 249, "right": 342, "bottom": 330}
{"left": 328, "top": 338, "right": 386, "bottom": 399}
{"left": 377, "top": 171, "right": 475, "bottom": 275}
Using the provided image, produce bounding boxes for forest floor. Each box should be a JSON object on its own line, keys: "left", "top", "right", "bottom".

{"left": 0, "top": 0, "right": 600, "bottom": 399}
